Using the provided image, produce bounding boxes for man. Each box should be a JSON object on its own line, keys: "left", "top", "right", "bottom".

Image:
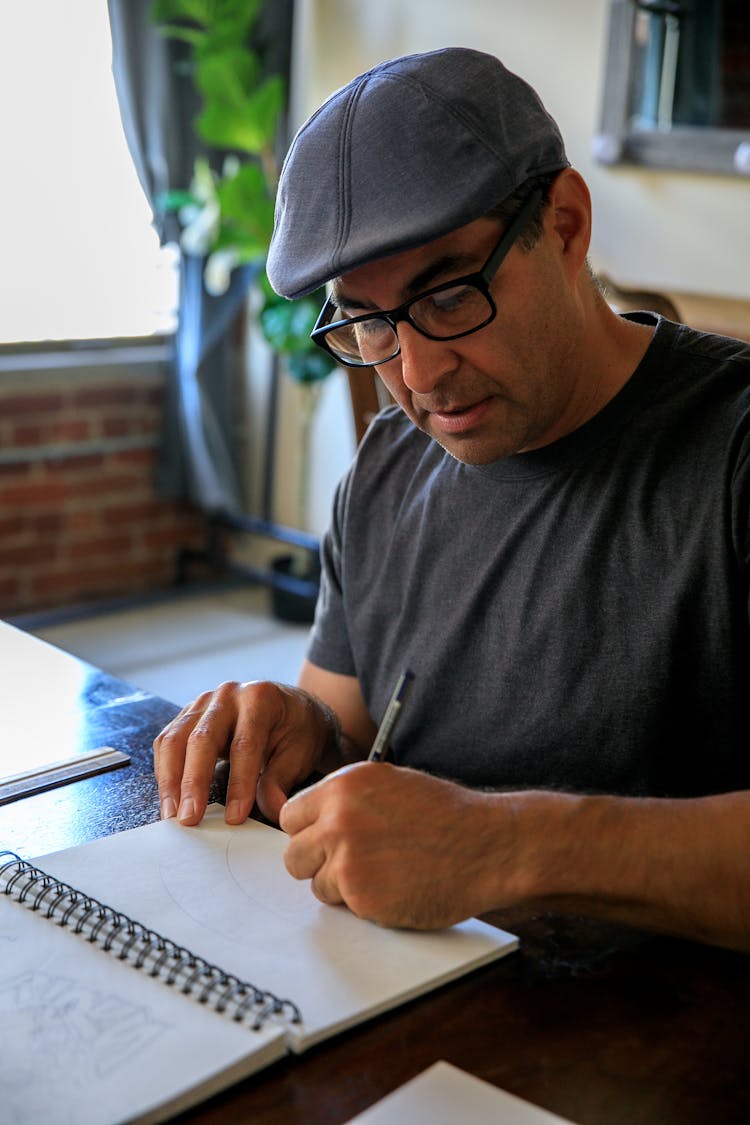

{"left": 154, "top": 48, "right": 750, "bottom": 951}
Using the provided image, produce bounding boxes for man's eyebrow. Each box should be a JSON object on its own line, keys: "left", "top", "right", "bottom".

{"left": 329, "top": 283, "right": 377, "bottom": 312}
{"left": 331, "top": 250, "right": 479, "bottom": 312}
{"left": 404, "top": 252, "right": 478, "bottom": 298}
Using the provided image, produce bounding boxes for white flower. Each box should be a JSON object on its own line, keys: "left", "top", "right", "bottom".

{"left": 179, "top": 197, "right": 220, "bottom": 258}
{"left": 190, "top": 157, "right": 218, "bottom": 203}
{"left": 222, "top": 154, "right": 241, "bottom": 179}
{"left": 204, "top": 247, "right": 241, "bottom": 296}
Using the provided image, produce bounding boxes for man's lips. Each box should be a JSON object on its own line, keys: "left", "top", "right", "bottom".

{"left": 424, "top": 397, "right": 493, "bottom": 434}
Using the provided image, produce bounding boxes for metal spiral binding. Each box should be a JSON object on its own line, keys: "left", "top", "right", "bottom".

{"left": 0, "top": 850, "right": 302, "bottom": 1031}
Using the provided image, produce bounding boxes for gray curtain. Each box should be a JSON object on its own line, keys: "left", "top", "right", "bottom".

{"left": 107, "top": 0, "right": 293, "bottom": 515}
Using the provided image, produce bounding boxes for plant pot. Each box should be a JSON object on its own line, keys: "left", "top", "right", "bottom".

{"left": 270, "top": 553, "right": 320, "bottom": 624}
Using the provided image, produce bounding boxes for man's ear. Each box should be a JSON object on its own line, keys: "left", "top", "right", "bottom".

{"left": 546, "top": 168, "right": 592, "bottom": 276}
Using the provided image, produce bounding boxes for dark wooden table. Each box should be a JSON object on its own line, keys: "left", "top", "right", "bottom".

{"left": 2, "top": 620, "right": 750, "bottom": 1124}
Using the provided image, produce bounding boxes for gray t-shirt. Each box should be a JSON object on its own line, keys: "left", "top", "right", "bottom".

{"left": 307, "top": 315, "right": 750, "bottom": 798}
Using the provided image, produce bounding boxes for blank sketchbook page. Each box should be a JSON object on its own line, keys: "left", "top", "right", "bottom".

{"left": 345, "top": 1061, "right": 575, "bottom": 1124}
{"left": 38, "top": 806, "right": 518, "bottom": 1050}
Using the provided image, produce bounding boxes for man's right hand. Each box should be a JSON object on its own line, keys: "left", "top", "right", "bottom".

{"left": 153, "top": 679, "right": 342, "bottom": 827}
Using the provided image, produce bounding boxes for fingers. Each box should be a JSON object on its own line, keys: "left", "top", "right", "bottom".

{"left": 225, "top": 681, "right": 320, "bottom": 823}
{"left": 256, "top": 771, "right": 297, "bottom": 825}
{"left": 280, "top": 770, "right": 361, "bottom": 909}
{"left": 278, "top": 779, "right": 321, "bottom": 836}
{"left": 153, "top": 689, "right": 218, "bottom": 822}
{"left": 278, "top": 764, "right": 357, "bottom": 834}
{"left": 280, "top": 780, "right": 328, "bottom": 889}
{"left": 284, "top": 826, "right": 327, "bottom": 882}
{"left": 253, "top": 686, "right": 340, "bottom": 823}
{"left": 282, "top": 809, "right": 344, "bottom": 907}
{"left": 222, "top": 706, "right": 276, "bottom": 824}
{"left": 154, "top": 681, "right": 267, "bottom": 826}
{"left": 310, "top": 870, "right": 345, "bottom": 907}
{"left": 153, "top": 680, "right": 334, "bottom": 828}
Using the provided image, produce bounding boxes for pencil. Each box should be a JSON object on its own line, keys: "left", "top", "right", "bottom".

{"left": 367, "top": 669, "right": 414, "bottom": 762}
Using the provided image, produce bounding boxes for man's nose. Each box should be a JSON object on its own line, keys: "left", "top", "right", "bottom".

{"left": 397, "top": 322, "right": 457, "bottom": 394}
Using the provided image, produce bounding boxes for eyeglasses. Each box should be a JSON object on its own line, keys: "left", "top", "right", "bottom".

{"left": 310, "top": 189, "right": 542, "bottom": 369}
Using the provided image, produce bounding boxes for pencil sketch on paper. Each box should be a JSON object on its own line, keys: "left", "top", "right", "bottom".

{"left": 0, "top": 968, "right": 169, "bottom": 1122}
{"left": 156, "top": 831, "right": 318, "bottom": 947}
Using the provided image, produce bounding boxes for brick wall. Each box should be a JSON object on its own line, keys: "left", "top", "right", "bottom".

{"left": 0, "top": 352, "right": 208, "bottom": 618}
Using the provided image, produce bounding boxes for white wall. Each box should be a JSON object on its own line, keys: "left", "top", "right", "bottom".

{"left": 293, "top": 0, "right": 749, "bottom": 299}
{"left": 287, "top": 0, "right": 750, "bottom": 535}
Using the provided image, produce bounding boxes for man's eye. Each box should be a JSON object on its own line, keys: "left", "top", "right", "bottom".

{"left": 413, "top": 285, "right": 485, "bottom": 329}
{"left": 429, "top": 285, "right": 473, "bottom": 312}
{"left": 356, "top": 318, "right": 391, "bottom": 340}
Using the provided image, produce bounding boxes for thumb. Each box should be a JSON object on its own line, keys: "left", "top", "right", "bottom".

{"left": 255, "top": 772, "right": 291, "bottom": 824}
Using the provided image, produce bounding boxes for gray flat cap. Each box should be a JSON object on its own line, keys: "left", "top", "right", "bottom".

{"left": 266, "top": 47, "right": 569, "bottom": 299}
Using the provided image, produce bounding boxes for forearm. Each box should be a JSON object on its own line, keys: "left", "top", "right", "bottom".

{"left": 278, "top": 762, "right": 750, "bottom": 946}
{"left": 486, "top": 788, "right": 750, "bottom": 952}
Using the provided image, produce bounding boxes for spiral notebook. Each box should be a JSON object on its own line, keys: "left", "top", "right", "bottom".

{"left": 0, "top": 806, "right": 517, "bottom": 1125}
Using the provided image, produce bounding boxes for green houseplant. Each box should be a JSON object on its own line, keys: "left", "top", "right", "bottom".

{"left": 153, "top": 0, "right": 336, "bottom": 538}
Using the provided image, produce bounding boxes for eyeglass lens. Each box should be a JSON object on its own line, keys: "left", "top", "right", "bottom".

{"left": 324, "top": 282, "right": 494, "bottom": 366}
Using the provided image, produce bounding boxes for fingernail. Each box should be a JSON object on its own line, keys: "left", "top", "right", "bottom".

{"left": 178, "top": 796, "right": 195, "bottom": 823}
{"left": 160, "top": 796, "right": 177, "bottom": 820}
{"left": 226, "top": 800, "right": 243, "bottom": 823}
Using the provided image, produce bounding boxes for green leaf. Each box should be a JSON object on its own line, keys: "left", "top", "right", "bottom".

{"left": 195, "top": 73, "right": 284, "bottom": 154}
{"left": 258, "top": 296, "right": 334, "bottom": 382}
{"left": 197, "top": 105, "right": 261, "bottom": 154}
{"left": 216, "top": 162, "right": 266, "bottom": 210}
{"left": 244, "top": 74, "right": 285, "bottom": 146}
{"left": 211, "top": 232, "right": 267, "bottom": 264}
{"left": 259, "top": 301, "right": 295, "bottom": 351}
{"left": 155, "top": 188, "right": 198, "bottom": 212}
{"left": 207, "top": 0, "right": 262, "bottom": 34}
{"left": 152, "top": 23, "right": 206, "bottom": 46}
{"left": 149, "top": 0, "right": 333, "bottom": 378}
{"left": 287, "top": 349, "right": 337, "bottom": 384}
{"left": 153, "top": 0, "right": 262, "bottom": 49}
{"left": 152, "top": 0, "right": 213, "bottom": 26}
{"left": 215, "top": 163, "right": 275, "bottom": 243}
{"left": 195, "top": 17, "right": 258, "bottom": 57}
{"left": 195, "top": 47, "right": 260, "bottom": 108}
{"left": 286, "top": 299, "right": 322, "bottom": 340}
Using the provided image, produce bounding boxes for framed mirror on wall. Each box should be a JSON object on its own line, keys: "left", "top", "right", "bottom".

{"left": 595, "top": 0, "right": 750, "bottom": 176}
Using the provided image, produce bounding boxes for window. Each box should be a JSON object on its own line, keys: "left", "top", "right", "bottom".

{"left": 596, "top": 0, "right": 750, "bottom": 176}
{"left": 0, "top": 3, "right": 178, "bottom": 346}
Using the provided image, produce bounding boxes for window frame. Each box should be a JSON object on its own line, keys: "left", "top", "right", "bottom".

{"left": 595, "top": 0, "right": 750, "bottom": 177}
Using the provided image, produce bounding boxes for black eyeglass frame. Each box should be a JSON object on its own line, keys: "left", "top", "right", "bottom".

{"left": 310, "top": 188, "right": 544, "bottom": 369}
